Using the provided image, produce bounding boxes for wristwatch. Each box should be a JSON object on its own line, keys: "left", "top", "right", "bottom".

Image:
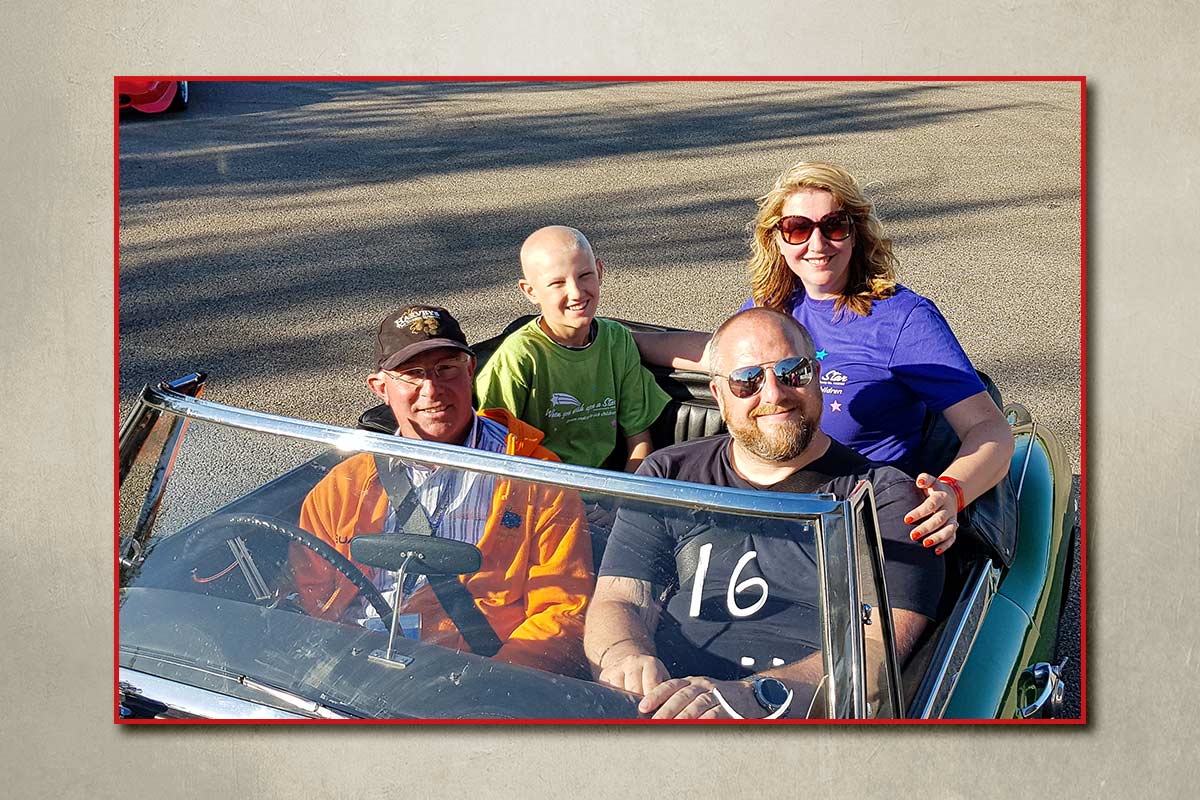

{"left": 751, "top": 677, "right": 790, "bottom": 715}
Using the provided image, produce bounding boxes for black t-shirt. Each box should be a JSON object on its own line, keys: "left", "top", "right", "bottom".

{"left": 598, "top": 435, "right": 945, "bottom": 680}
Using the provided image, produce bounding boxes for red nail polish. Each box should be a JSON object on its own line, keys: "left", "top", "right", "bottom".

{"left": 910, "top": 531, "right": 920, "bottom": 541}
{"left": 904, "top": 516, "right": 913, "bottom": 524}
{"left": 935, "top": 548, "right": 944, "bottom": 556}
{"left": 923, "top": 539, "right": 936, "bottom": 548}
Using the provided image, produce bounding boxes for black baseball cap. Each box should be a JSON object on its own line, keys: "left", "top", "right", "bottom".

{"left": 374, "top": 305, "right": 474, "bottom": 371}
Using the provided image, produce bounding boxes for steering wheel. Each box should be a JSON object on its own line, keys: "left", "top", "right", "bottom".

{"left": 189, "top": 512, "right": 395, "bottom": 623}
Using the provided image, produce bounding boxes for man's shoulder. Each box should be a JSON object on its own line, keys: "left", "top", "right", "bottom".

{"left": 306, "top": 451, "right": 378, "bottom": 501}
{"left": 860, "top": 464, "right": 922, "bottom": 502}
{"left": 478, "top": 408, "right": 569, "bottom": 464}
{"left": 328, "top": 450, "right": 377, "bottom": 477}
{"left": 806, "top": 441, "right": 915, "bottom": 496}
{"left": 640, "top": 434, "right": 730, "bottom": 480}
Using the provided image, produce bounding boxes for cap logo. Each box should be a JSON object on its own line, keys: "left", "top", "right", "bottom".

{"left": 396, "top": 309, "right": 441, "bottom": 335}
{"left": 410, "top": 317, "right": 440, "bottom": 335}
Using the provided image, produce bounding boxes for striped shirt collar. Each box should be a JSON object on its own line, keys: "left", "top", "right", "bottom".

{"left": 392, "top": 410, "right": 508, "bottom": 457}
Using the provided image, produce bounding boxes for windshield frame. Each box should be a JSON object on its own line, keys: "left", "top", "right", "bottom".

{"left": 130, "top": 384, "right": 846, "bottom": 519}
{"left": 118, "top": 382, "right": 889, "bottom": 721}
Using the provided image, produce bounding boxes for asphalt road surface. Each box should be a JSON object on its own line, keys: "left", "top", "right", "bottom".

{"left": 118, "top": 80, "right": 1083, "bottom": 718}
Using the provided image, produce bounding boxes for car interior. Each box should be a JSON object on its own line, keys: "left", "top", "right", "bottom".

{"left": 129, "top": 317, "right": 1002, "bottom": 715}
{"left": 355, "top": 316, "right": 994, "bottom": 704}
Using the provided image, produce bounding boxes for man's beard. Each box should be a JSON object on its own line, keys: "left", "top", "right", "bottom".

{"left": 726, "top": 403, "right": 814, "bottom": 461}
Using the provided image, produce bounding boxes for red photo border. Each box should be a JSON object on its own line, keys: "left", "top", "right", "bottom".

{"left": 114, "top": 75, "right": 1087, "bottom": 726}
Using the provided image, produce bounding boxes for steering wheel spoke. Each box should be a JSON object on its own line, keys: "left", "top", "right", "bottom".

{"left": 189, "top": 513, "right": 395, "bottom": 624}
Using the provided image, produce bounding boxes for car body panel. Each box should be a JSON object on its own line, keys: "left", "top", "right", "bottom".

{"left": 942, "top": 591, "right": 1033, "bottom": 718}
{"left": 999, "top": 427, "right": 1065, "bottom": 616}
{"left": 118, "top": 80, "right": 183, "bottom": 113}
{"left": 942, "top": 419, "right": 1073, "bottom": 718}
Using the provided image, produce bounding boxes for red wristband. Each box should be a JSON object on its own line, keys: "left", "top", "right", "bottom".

{"left": 938, "top": 475, "right": 966, "bottom": 513}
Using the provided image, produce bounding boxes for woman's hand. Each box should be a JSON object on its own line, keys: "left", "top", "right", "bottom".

{"left": 905, "top": 473, "right": 960, "bottom": 555}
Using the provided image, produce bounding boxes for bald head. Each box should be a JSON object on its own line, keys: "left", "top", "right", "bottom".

{"left": 520, "top": 226, "right": 597, "bottom": 279}
{"left": 709, "top": 307, "right": 816, "bottom": 377}
{"left": 516, "top": 225, "right": 604, "bottom": 346}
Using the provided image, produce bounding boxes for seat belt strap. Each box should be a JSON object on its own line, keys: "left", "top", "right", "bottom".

{"left": 373, "top": 454, "right": 504, "bottom": 657}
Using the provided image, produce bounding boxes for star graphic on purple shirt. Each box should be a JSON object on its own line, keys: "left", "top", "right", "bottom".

{"left": 830, "top": 400, "right": 842, "bottom": 412}
{"left": 815, "top": 349, "right": 828, "bottom": 360}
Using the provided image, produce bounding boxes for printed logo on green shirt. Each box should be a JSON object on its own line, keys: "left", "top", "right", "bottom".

{"left": 545, "top": 395, "right": 616, "bottom": 422}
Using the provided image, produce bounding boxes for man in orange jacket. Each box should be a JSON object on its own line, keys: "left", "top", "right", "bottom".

{"left": 291, "top": 305, "right": 594, "bottom": 678}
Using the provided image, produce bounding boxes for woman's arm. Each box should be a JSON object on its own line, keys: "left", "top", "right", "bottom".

{"left": 630, "top": 329, "right": 712, "bottom": 372}
{"left": 906, "top": 391, "right": 1015, "bottom": 553}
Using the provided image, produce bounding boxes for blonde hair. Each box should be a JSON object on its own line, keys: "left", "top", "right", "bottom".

{"left": 747, "top": 161, "right": 897, "bottom": 317}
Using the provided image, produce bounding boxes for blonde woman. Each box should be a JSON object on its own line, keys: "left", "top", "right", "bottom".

{"left": 635, "top": 161, "right": 1013, "bottom": 555}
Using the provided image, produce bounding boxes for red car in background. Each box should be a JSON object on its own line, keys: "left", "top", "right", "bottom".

{"left": 118, "top": 80, "right": 189, "bottom": 113}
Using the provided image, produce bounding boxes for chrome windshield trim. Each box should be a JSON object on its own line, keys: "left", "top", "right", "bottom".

{"left": 908, "top": 559, "right": 996, "bottom": 719}
{"left": 848, "top": 480, "right": 904, "bottom": 717}
{"left": 816, "top": 506, "right": 856, "bottom": 718}
{"left": 842, "top": 505, "right": 866, "bottom": 718}
{"left": 138, "top": 386, "right": 842, "bottom": 519}
{"left": 119, "top": 667, "right": 307, "bottom": 720}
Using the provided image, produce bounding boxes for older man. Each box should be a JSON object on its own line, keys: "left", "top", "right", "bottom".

{"left": 291, "top": 305, "right": 594, "bottom": 677}
{"left": 584, "top": 307, "right": 944, "bottom": 717}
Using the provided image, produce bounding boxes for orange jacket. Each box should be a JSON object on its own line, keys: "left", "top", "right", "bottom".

{"left": 292, "top": 409, "right": 594, "bottom": 677}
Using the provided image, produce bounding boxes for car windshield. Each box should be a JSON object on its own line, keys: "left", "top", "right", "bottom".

{"left": 119, "top": 393, "right": 857, "bottom": 721}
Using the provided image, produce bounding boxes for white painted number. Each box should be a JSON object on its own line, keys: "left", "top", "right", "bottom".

{"left": 688, "top": 542, "right": 713, "bottom": 617}
{"left": 688, "top": 544, "right": 769, "bottom": 618}
{"left": 727, "top": 550, "right": 768, "bottom": 617}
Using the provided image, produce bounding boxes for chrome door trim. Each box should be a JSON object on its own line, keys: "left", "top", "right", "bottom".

{"left": 848, "top": 480, "right": 904, "bottom": 717}
{"left": 908, "top": 559, "right": 997, "bottom": 719}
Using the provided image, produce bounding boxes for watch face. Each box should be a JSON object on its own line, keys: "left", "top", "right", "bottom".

{"left": 757, "top": 678, "right": 789, "bottom": 708}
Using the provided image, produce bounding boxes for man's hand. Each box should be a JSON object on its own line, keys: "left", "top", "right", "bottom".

{"left": 638, "top": 676, "right": 761, "bottom": 719}
{"left": 597, "top": 653, "right": 670, "bottom": 697}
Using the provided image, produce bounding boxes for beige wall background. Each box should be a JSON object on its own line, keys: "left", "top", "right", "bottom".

{"left": 3, "top": 1, "right": 1194, "bottom": 796}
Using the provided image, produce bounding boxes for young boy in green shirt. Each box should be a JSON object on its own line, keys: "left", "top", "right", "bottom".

{"left": 475, "top": 226, "right": 670, "bottom": 472}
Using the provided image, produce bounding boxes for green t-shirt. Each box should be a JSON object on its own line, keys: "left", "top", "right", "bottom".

{"left": 474, "top": 317, "right": 671, "bottom": 468}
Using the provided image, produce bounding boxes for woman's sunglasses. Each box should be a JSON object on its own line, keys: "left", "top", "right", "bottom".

{"left": 775, "top": 211, "right": 853, "bottom": 245}
{"left": 716, "top": 356, "right": 814, "bottom": 399}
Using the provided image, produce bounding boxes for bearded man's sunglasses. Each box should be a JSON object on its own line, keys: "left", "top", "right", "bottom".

{"left": 775, "top": 210, "right": 853, "bottom": 245}
{"left": 715, "top": 356, "right": 814, "bottom": 399}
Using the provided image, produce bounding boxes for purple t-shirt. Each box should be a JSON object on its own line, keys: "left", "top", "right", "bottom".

{"left": 741, "top": 285, "right": 983, "bottom": 472}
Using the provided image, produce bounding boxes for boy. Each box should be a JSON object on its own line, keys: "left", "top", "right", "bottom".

{"left": 475, "top": 226, "right": 670, "bottom": 471}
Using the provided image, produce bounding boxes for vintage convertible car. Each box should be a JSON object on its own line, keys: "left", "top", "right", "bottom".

{"left": 117, "top": 321, "right": 1077, "bottom": 721}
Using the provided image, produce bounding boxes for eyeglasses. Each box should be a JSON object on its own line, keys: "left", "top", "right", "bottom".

{"left": 384, "top": 354, "right": 469, "bottom": 386}
{"left": 716, "top": 356, "right": 814, "bottom": 399}
{"left": 775, "top": 211, "right": 853, "bottom": 245}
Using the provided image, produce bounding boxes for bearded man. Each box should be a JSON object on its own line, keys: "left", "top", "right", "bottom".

{"left": 583, "top": 307, "right": 944, "bottom": 718}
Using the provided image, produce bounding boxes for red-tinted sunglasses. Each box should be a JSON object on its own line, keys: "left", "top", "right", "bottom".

{"left": 716, "top": 356, "right": 814, "bottom": 399}
{"left": 776, "top": 210, "right": 853, "bottom": 245}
